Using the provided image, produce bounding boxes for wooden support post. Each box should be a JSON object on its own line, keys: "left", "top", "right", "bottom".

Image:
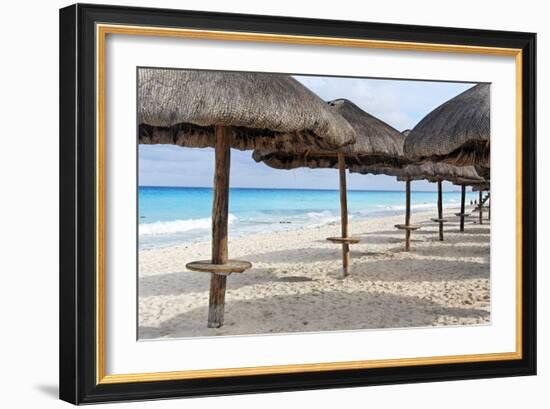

{"left": 437, "top": 180, "right": 444, "bottom": 241}
{"left": 460, "top": 184, "right": 466, "bottom": 232}
{"left": 208, "top": 273, "right": 227, "bottom": 328}
{"left": 405, "top": 179, "right": 411, "bottom": 251}
{"left": 209, "top": 125, "right": 231, "bottom": 328}
{"left": 480, "top": 190, "right": 484, "bottom": 224}
{"left": 338, "top": 153, "right": 350, "bottom": 278}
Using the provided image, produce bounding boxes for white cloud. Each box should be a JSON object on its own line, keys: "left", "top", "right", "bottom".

{"left": 295, "top": 75, "right": 472, "bottom": 131}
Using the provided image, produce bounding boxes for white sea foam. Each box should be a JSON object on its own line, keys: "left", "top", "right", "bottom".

{"left": 305, "top": 210, "right": 341, "bottom": 227}
{"left": 139, "top": 214, "right": 236, "bottom": 236}
{"left": 367, "top": 200, "right": 464, "bottom": 213}
{"left": 305, "top": 210, "right": 333, "bottom": 219}
{"left": 366, "top": 203, "right": 436, "bottom": 213}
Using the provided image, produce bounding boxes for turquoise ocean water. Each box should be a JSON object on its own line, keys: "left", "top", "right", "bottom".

{"left": 138, "top": 186, "right": 478, "bottom": 249}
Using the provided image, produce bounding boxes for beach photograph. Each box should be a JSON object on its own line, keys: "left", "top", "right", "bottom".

{"left": 137, "top": 68, "right": 490, "bottom": 339}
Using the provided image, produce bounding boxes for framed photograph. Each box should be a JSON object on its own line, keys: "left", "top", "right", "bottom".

{"left": 59, "top": 3, "right": 536, "bottom": 404}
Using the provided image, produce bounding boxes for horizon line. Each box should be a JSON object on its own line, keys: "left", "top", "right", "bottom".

{"left": 138, "top": 185, "right": 463, "bottom": 193}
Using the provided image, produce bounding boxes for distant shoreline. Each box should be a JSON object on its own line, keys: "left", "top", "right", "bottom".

{"left": 138, "top": 185, "right": 463, "bottom": 193}
{"left": 138, "top": 203, "right": 467, "bottom": 251}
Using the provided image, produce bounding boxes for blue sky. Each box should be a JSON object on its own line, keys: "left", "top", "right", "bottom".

{"left": 139, "top": 75, "right": 474, "bottom": 191}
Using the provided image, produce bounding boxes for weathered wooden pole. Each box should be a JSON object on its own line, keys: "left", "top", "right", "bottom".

{"left": 405, "top": 179, "right": 412, "bottom": 251}
{"left": 479, "top": 190, "right": 483, "bottom": 225}
{"left": 460, "top": 184, "right": 466, "bottom": 232}
{"left": 437, "top": 180, "right": 444, "bottom": 240}
{"left": 338, "top": 152, "right": 350, "bottom": 278}
{"left": 209, "top": 125, "right": 231, "bottom": 328}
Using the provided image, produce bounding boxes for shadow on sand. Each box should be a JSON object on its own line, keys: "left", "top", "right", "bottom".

{"left": 140, "top": 223, "right": 490, "bottom": 298}
{"left": 346, "top": 257, "right": 489, "bottom": 282}
{"left": 139, "top": 290, "right": 489, "bottom": 339}
{"left": 247, "top": 247, "right": 341, "bottom": 264}
{"left": 139, "top": 267, "right": 279, "bottom": 297}
{"left": 412, "top": 244, "right": 489, "bottom": 259}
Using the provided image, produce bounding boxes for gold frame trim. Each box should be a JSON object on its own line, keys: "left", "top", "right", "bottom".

{"left": 95, "top": 23, "right": 523, "bottom": 385}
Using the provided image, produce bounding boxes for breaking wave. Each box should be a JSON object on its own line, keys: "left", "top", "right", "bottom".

{"left": 139, "top": 214, "right": 236, "bottom": 236}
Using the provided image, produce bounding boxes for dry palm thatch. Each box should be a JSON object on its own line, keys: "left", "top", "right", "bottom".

{"left": 138, "top": 68, "right": 356, "bottom": 151}
{"left": 347, "top": 152, "right": 483, "bottom": 182}
{"left": 345, "top": 129, "right": 411, "bottom": 177}
{"left": 472, "top": 183, "right": 491, "bottom": 192}
{"left": 348, "top": 164, "right": 406, "bottom": 178}
{"left": 475, "top": 165, "right": 490, "bottom": 180}
{"left": 453, "top": 177, "right": 488, "bottom": 187}
{"left": 393, "top": 163, "right": 484, "bottom": 183}
{"left": 252, "top": 99, "right": 406, "bottom": 169}
{"left": 404, "top": 84, "right": 490, "bottom": 167}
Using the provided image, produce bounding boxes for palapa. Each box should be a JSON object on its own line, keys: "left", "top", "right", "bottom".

{"left": 138, "top": 68, "right": 356, "bottom": 328}
{"left": 453, "top": 180, "right": 491, "bottom": 224}
{"left": 396, "top": 163, "right": 485, "bottom": 240}
{"left": 252, "top": 99, "right": 405, "bottom": 170}
{"left": 253, "top": 99, "right": 406, "bottom": 277}
{"left": 139, "top": 69, "right": 355, "bottom": 151}
{"left": 475, "top": 165, "right": 490, "bottom": 180}
{"left": 453, "top": 177, "right": 490, "bottom": 230}
{"left": 470, "top": 183, "right": 491, "bottom": 223}
{"left": 472, "top": 188, "right": 491, "bottom": 224}
{"left": 351, "top": 158, "right": 484, "bottom": 246}
{"left": 404, "top": 84, "right": 490, "bottom": 168}
{"left": 347, "top": 129, "right": 421, "bottom": 251}
{"left": 348, "top": 161, "right": 482, "bottom": 182}
{"left": 472, "top": 183, "right": 491, "bottom": 191}
{"left": 394, "top": 163, "right": 484, "bottom": 184}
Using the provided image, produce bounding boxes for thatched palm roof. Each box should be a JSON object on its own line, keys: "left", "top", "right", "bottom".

{"left": 472, "top": 183, "right": 490, "bottom": 191}
{"left": 252, "top": 99, "right": 406, "bottom": 170}
{"left": 345, "top": 129, "right": 410, "bottom": 177}
{"left": 396, "top": 163, "right": 484, "bottom": 183}
{"left": 138, "top": 68, "right": 356, "bottom": 151}
{"left": 475, "top": 165, "right": 490, "bottom": 180}
{"left": 404, "top": 84, "right": 490, "bottom": 167}
{"left": 348, "top": 164, "right": 406, "bottom": 178}
{"left": 351, "top": 162, "right": 483, "bottom": 184}
{"left": 458, "top": 178, "right": 491, "bottom": 186}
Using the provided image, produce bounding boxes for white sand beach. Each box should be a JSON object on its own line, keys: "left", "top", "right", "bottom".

{"left": 138, "top": 206, "right": 490, "bottom": 339}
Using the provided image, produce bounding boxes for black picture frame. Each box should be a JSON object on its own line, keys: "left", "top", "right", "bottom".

{"left": 59, "top": 3, "right": 536, "bottom": 404}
